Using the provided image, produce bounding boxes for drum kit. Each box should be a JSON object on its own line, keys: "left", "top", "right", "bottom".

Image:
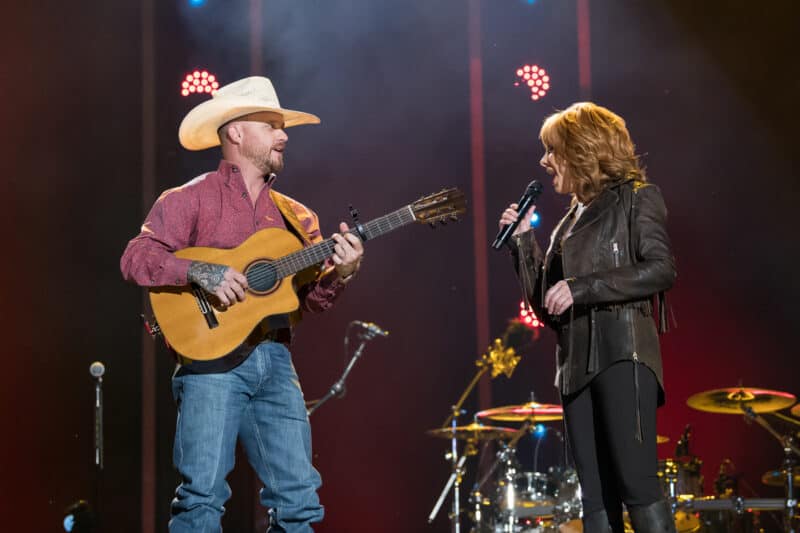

{"left": 423, "top": 338, "right": 800, "bottom": 533}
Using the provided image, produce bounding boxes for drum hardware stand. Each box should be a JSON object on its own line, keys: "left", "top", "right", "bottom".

{"left": 428, "top": 430, "right": 472, "bottom": 532}
{"left": 429, "top": 339, "right": 522, "bottom": 532}
{"left": 743, "top": 406, "right": 799, "bottom": 532}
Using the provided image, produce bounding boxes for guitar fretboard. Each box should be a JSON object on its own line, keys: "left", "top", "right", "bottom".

{"left": 256, "top": 206, "right": 416, "bottom": 280}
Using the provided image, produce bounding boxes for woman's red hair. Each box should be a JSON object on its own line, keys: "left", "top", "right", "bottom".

{"left": 540, "top": 102, "right": 646, "bottom": 203}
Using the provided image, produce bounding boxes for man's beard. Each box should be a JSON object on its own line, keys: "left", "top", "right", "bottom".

{"left": 242, "top": 142, "right": 284, "bottom": 175}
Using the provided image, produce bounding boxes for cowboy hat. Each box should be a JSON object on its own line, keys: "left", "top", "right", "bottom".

{"left": 178, "top": 76, "right": 321, "bottom": 151}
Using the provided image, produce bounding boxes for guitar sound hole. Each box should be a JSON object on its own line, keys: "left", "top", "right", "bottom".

{"left": 246, "top": 260, "right": 279, "bottom": 294}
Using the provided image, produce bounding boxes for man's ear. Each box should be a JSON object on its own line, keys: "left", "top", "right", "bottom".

{"left": 220, "top": 122, "right": 243, "bottom": 145}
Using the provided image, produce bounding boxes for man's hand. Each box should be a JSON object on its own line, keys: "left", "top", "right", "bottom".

{"left": 331, "top": 222, "right": 364, "bottom": 280}
{"left": 498, "top": 202, "right": 537, "bottom": 237}
{"left": 544, "top": 279, "right": 574, "bottom": 316}
{"left": 188, "top": 261, "right": 249, "bottom": 307}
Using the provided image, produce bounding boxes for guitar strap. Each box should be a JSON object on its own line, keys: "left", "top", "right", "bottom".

{"left": 269, "top": 189, "right": 314, "bottom": 246}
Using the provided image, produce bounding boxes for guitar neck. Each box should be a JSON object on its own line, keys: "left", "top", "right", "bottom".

{"left": 273, "top": 205, "right": 416, "bottom": 277}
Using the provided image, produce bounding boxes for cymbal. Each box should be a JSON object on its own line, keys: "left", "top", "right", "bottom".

{"left": 476, "top": 402, "right": 563, "bottom": 422}
{"left": 791, "top": 404, "right": 800, "bottom": 418}
{"left": 686, "top": 387, "right": 796, "bottom": 414}
{"left": 762, "top": 468, "right": 800, "bottom": 487}
{"left": 657, "top": 435, "right": 670, "bottom": 444}
{"left": 426, "top": 422, "right": 519, "bottom": 441}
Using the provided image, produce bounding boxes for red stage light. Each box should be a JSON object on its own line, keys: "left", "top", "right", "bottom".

{"left": 181, "top": 70, "right": 221, "bottom": 97}
{"left": 515, "top": 64, "right": 551, "bottom": 102}
{"left": 518, "top": 300, "right": 543, "bottom": 329}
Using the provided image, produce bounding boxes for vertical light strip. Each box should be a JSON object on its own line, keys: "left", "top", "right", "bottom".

{"left": 249, "top": 3, "right": 267, "bottom": 528}
{"left": 140, "top": 0, "right": 156, "bottom": 531}
{"left": 250, "top": 0, "right": 263, "bottom": 75}
{"left": 576, "top": 0, "right": 592, "bottom": 99}
{"left": 468, "top": 0, "right": 492, "bottom": 411}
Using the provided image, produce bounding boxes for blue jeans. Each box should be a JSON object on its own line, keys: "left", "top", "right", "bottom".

{"left": 169, "top": 341, "right": 324, "bottom": 532}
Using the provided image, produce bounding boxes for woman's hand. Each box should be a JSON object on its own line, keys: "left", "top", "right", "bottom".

{"left": 498, "top": 203, "right": 537, "bottom": 237}
{"left": 544, "top": 280, "right": 574, "bottom": 315}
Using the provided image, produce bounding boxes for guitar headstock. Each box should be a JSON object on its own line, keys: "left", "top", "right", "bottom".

{"left": 410, "top": 188, "right": 467, "bottom": 227}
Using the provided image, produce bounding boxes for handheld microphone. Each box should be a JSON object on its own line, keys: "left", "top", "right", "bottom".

{"left": 492, "top": 180, "right": 543, "bottom": 250}
{"left": 352, "top": 320, "right": 389, "bottom": 337}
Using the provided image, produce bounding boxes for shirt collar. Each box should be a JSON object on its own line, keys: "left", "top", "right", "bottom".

{"left": 217, "top": 159, "right": 277, "bottom": 188}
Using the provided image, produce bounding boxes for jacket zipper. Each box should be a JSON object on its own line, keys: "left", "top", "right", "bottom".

{"left": 633, "top": 350, "right": 643, "bottom": 443}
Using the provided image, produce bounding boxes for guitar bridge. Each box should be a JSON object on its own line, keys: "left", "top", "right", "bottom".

{"left": 192, "top": 285, "right": 220, "bottom": 329}
{"left": 140, "top": 314, "right": 162, "bottom": 338}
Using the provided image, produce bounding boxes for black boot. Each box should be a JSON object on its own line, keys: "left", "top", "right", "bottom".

{"left": 583, "top": 509, "right": 613, "bottom": 533}
{"left": 627, "top": 500, "right": 677, "bottom": 533}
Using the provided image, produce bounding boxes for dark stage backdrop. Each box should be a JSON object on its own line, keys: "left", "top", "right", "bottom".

{"left": 1, "top": 1, "right": 798, "bottom": 532}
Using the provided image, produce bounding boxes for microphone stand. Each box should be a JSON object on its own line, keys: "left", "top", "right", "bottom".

{"left": 307, "top": 329, "right": 381, "bottom": 417}
{"left": 90, "top": 362, "right": 105, "bottom": 532}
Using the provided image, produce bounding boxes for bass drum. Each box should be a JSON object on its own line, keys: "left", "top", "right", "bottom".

{"left": 551, "top": 467, "right": 582, "bottom": 524}
{"left": 697, "top": 509, "right": 761, "bottom": 533}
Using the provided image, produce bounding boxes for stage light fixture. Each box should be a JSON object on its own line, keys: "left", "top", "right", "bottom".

{"left": 189, "top": 0, "right": 206, "bottom": 7}
{"left": 519, "top": 300, "right": 543, "bottom": 329}
{"left": 180, "top": 70, "right": 220, "bottom": 97}
{"left": 514, "top": 64, "right": 551, "bottom": 102}
{"left": 63, "top": 500, "right": 95, "bottom": 532}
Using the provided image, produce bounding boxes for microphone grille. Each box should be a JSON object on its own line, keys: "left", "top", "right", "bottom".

{"left": 526, "top": 180, "right": 543, "bottom": 195}
{"left": 89, "top": 361, "right": 105, "bottom": 378}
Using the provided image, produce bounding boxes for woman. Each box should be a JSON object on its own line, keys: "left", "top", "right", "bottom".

{"left": 499, "top": 102, "right": 676, "bottom": 533}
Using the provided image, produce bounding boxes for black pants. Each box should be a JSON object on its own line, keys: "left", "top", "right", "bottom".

{"left": 562, "top": 361, "right": 663, "bottom": 525}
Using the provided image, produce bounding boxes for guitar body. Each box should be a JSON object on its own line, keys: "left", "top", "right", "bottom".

{"left": 149, "top": 227, "right": 312, "bottom": 361}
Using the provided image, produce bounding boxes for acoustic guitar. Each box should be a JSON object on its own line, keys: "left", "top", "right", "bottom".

{"left": 148, "top": 188, "right": 466, "bottom": 362}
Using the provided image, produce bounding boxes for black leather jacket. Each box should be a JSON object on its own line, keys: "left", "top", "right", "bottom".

{"left": 510, "top": 179, "right": 676, "bottom": 403}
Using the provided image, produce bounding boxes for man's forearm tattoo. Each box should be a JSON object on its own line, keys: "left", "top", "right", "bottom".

{"left": 188, "top": 261, "right": 227, "bottom": 293}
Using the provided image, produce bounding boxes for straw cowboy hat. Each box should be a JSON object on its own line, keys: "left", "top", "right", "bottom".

{"left": 178, "top": 76, "right": 320, "bottom": 151}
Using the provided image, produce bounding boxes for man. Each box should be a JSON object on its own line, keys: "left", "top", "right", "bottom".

{"left": 121, "top": 76, "right": 364, "bottom": 532}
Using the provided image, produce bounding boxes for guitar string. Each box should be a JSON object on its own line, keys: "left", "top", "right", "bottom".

{"left": 244, "top": 208, "right": 419, "bottom": 287}
{"left": 246, "top": 200, "right": 464, "bottom": 286}
{"left": 246, "top": 213, "right": 406, "bottom": 286}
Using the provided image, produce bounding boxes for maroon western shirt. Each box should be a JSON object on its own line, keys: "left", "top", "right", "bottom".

{"left": 121, "top": 159, "right": 345, "bottom": 314}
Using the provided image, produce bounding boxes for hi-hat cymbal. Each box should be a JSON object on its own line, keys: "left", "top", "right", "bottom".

{"left": 657, "top": 435, "right": 670, "bottom": 444}
{"left": 476, "top": 402, "right": 563, "bottom": 422}
{"left": 686, "top": 387, "right": 796, "bottom": 414}
{"left": 762, "top": 468, "right": 800, "bottom": 487}
{"left": 426, "top": 422, "right": 519, "bottom": 441}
